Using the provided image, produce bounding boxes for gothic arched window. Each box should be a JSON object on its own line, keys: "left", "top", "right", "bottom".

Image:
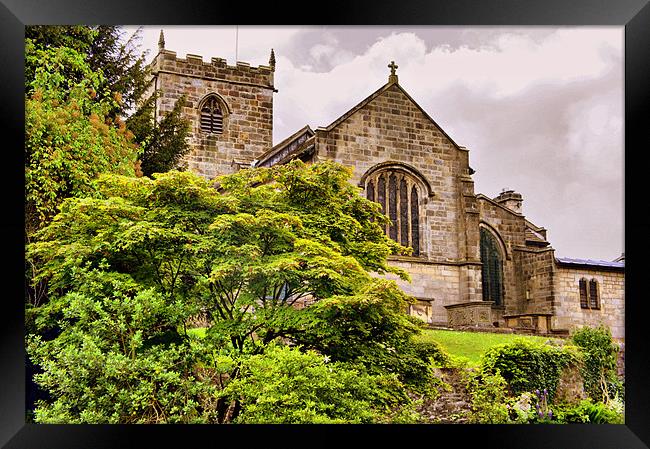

{"left": 364, "top": 168, "right": 422, "bottom": 256}
{"left": 199, "top": 96, "right": 225, "bottom": 134}
{"left": 480, "top": 227, "right": 503, "bottom": 306}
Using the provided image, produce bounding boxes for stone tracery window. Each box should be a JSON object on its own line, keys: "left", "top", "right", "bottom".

{"left": 199, "top": 95, "right": 225, "bottom": 134}
{"left": 480, "top": 227, "right": 503, "bottom": 306}
{"left": 364, "top": 168, "right": 421, "bottom": 256}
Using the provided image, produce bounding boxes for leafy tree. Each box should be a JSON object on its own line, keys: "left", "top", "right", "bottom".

{"left": 27, "top": 161, "right": 430, "bottom": 423}
{"left": 25, "top": 40, "right": 139, "bottom": 235}
{"left": 293, "top": 280, "right": 439, "bottom": 391}
{"left": 126, "top": 94, "right": 191, "bottom": 177}
{"left": 27, "top": 269, "right": 220, "bottom": 423}
{"left": 26, "top": 25, "right": 150, "bottom": 118}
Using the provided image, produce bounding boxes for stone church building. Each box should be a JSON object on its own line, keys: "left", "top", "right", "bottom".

{"left": 148, "top": 33, "right": 624, "bottom": 340}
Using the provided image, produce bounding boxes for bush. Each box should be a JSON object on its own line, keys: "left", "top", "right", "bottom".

{"left": 291, "top": 280, "right": 439, "bottom": 392}
{"left": 465, "top": 369, "right": 511, "bottom": 424}
{"left": 571, "top": 325, "right": 622, "bottom": 402}
{"left": 554, "top": 398, "right": 624, "bottom": 424}
{"left": 480, "top": 339, "right": 580, "bottom": 401}
{"left": 223, "top": 345, "right": 419, "bottom": 424}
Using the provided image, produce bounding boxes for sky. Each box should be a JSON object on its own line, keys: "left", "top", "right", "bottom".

{"left": 122, "top": 26, "right": 624, "bottom": 262}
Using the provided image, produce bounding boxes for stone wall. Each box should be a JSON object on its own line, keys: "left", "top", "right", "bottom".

{"left": 515, "top": 248, "right": 556, "bottom": 315}
{"left": 150, "top": 50, "right": 275, "bottom": 179}
{"left": 552, "top": 266, "right": 625, "bottom": 340}
{"left": 314, "top": 83, "right": 474, "bottom": 265}
{"left": 381, "top": 259, "right": 483, "bottom": 325}
{"left": 476, "top": 197, "right": 528, "bottom": 317}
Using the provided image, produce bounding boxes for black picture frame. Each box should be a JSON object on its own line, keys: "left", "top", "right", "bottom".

{"left": 2, "top": 1, "right": 649, "bottom": 447}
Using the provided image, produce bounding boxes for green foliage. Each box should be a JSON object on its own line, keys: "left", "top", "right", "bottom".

{"left": 27, "top": 269, "right": 220, "bottom": 423}
{"left": 571, "top": 325, "right": 622, "bottom": 402}
{"left": 292, "top": 280, "right": 439, "bottom": 390}
{"left": 27, "top": 162, "right": 423, "bottom": 423}
{"left": 26, "top": 25, "right": 150, "bottom": 118}
{"left": 223, "top": 345, "right": 418, "bottom": 424}
{"left": 25, "top": 31, "right": 140, "bottom": 233}
{"left": 480, "top": 339, "right": 580, "bottom": 401}
{"left": 465, "top": 369, "right": 512, "bottom": 424}
{"left": 554, "top": 398, "right": 624, "bottom": 424}
{"left": 218, "top": 160, "right": 411, "bottom": 278}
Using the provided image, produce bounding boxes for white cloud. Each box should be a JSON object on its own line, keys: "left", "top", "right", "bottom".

{"left": 127, "top": 26, "right": 623, "bottom": 260}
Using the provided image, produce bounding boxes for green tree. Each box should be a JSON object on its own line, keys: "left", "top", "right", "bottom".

{"left": 126, "top": 94, "right": 191, "bottom": 177}
{"left": 26, "top": 25, "right": 150, "bottom": 119}
{"left": 27, "top": 161, "right": 429, "bottom": 423}
{"left": 25, "top": 41, "right": 139, "bottom": 235}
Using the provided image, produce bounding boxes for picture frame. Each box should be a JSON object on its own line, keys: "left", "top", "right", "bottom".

{"left": 3, "top": 0, "right": 649, "bottom": 447}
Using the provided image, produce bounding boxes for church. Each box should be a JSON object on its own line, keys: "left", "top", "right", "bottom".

{"left": 147, "top": 32, "right": 625, "bottom": 340}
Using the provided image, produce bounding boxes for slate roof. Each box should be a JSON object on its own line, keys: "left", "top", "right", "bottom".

{"left": 253, "top": 125, "right": 314, "bottom": 168}
{"left": 555, "top": 257, "right": 625, "bottom": 269}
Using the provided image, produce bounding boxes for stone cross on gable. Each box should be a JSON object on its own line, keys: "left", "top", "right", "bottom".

{"left": 388, "top": 61, "right": 398, "bottom": 83}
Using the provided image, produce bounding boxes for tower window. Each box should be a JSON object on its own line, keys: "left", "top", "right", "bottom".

{"left": 200, "top": 97, "right": 224, "bottom": 134}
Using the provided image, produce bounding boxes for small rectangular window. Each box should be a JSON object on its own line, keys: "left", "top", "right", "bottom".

{"left": 579, "top": 279, "right": 588, "bottom": 309}
{"left": 589, "top": 279, "right": 599, "bottom": 309}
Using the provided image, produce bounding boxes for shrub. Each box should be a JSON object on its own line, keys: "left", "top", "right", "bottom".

{"left": 291, "top": 280, "right": 439, "bottom": 392}
{"left": 571, "top": 325, "right": 622, "bottom": 402}
{"left": 554, "top": 398, "right": 624, "bottom": 424}
{"left": 480, "top": 339, "right": 580, "bottom": 401}
{"left": 465, "top": 369, "right": 511, "bottom": 424}
{"left": 223, "top": 345, "right": 419, "bottom": 424}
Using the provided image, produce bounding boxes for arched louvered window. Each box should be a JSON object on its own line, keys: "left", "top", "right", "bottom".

{"left": 365, "top": 169, "right": 421, "bottom": 256}
{"left": 200, "top": 96, "right": 224, "bottom": 134}
{"left": 480, "top": 227, "right": 503, "bottom": 306}
{"left": 579, "top": 278, "right": 589, "bottom": 309}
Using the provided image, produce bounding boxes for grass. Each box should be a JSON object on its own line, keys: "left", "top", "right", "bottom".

{"left": 415, "top": 328, "right": 560, "bottom": 366}
{"left": 186, "top": 325, "right": 560, "bottom": 367}
{"left": 186, "top": 327, "right": 206, "bottom": 339}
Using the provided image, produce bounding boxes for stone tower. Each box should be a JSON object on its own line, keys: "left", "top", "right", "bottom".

{"left": 148, "top": 31, "right": 276, "bottom": 178}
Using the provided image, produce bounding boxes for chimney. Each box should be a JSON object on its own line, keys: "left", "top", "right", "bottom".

{"left": 494, "top": 189, "right": 523, "bottom": 214}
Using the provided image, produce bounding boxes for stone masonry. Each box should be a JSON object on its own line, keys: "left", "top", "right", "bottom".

{"left": 148, "top": 39, "right": 625, "bottom": 339}
{"left": 148, "top": 38, "right": 275, "bottom": 179}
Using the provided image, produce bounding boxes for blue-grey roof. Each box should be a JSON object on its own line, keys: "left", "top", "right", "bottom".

{"left": 556, "top": 257, "right": 624, "bottom": 269}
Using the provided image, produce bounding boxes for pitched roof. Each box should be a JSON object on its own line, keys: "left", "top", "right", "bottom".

{"left": 253, "top": 125, "right": 314, "bottom": 168}
{"left": 555, "top": 257, "right": 624, "bottom": 270}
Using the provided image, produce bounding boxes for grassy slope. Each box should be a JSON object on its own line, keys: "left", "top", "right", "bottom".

{"left": 415, "top": 328, "right": 560, "bottom": 366}
{"left": 187, "top": 325, "right": 560, "bottom": 367}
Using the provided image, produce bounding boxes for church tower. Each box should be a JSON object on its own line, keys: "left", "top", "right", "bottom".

{"left": 148, "top": 30, "right": 276, "bottom": 178}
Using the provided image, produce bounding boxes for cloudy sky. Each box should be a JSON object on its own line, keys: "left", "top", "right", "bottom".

{"left": 122, "top": 26, "right": 624, "bottom": 262}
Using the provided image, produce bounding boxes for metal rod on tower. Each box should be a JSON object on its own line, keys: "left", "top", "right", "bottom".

{"left": 235, "top": 25, "right": 239, "bottom": 62}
